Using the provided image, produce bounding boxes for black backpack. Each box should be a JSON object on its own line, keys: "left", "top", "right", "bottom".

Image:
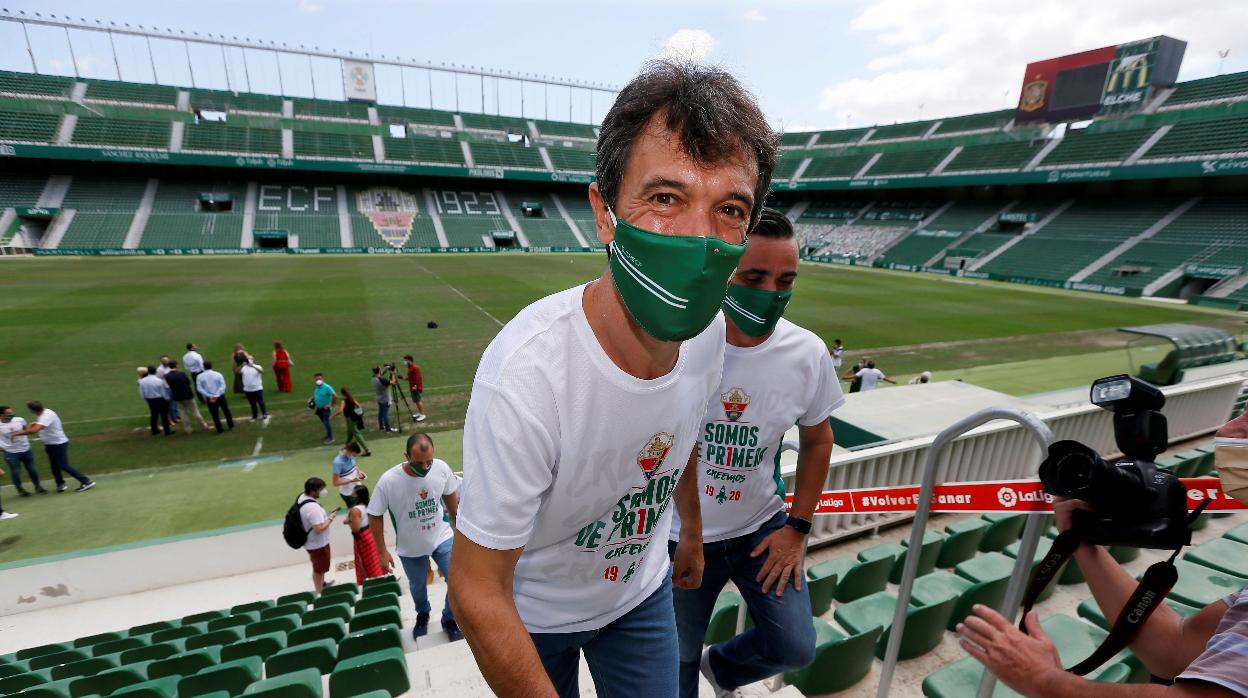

{"left": 282, "top": 497, "right": 321, "bottom": 549}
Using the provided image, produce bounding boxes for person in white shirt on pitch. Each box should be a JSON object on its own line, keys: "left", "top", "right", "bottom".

{"left": 368, "top": 433, "right": 461, "bottom": 641}
{"left": 239, "top": 358, "right": 269, "bottom": 422}
{"left": 182, "top": 343, "right": 206, "bottom": 401}
{"left": 156, "top": 355, "right": 180, "bottom": 423}
{"left": 670, "top": 209, "right": 842, "bottom": 697}
{"left": 830, "top": 338, "right": 844, "bottom": 371}
{"left": 857, "top": 361, "right": 896, "bottom": 392}
{"left": 0, "top": 405, "right": 45, "bottom": 496}
{"left": 7, "top": 402, "right": 94, "bottom": 492}
{"left": 450, "top": 61, "right": 777, "bottom": 698}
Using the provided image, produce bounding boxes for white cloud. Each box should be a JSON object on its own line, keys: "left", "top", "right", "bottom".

{"left": 661, "top": 29, "right": 717, "bottom": 62}
{"left": 298, "top": 0, "right": 323, "bottom": 13}
{"left": 743, "top": 8, "right": 767, "bottom": 22}
{"left": 817, "top": 0, "right": 1248, "bottom": 127}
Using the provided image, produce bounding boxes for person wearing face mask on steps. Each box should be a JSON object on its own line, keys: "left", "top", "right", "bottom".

{"left": 298, "top": 476, "right": 338, "bottom": 593}
{"left": 958, "top": 410, "right": 1248, "bottom": 698}
{"left": 670, "top": 209, "right": 843, "bottom": 698}
{"left": 450, "top": 60, "right": 777, "bottom": 698}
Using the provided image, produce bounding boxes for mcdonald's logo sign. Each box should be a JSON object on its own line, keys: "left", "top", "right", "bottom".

{"left": 1105, "top": 54, "right": 1150, "bottom": 93}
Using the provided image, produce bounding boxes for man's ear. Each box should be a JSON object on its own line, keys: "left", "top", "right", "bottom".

{"left": 587, "top": 182, "right": 615, "bottom": 246}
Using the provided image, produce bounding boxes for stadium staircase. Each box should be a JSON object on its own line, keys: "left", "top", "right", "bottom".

{"left": 967, "top": 200, "right": 1074, "bottom": 272}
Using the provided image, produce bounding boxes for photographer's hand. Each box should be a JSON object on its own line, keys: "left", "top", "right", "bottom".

{"left": 1052, "top": 496, "right": 1094, "bottom": 533}
{"left": 958, "top": 606, "right": 1064, "bottom": 698}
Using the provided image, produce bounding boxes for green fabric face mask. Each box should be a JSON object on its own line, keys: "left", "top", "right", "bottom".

{"left": 608, "top": 210, "right": 746, "bottom": 342}
{"left": 722, "top": 283, "right": 792, "bottom": 337}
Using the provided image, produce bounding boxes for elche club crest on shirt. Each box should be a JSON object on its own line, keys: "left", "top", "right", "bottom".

{"left": 637, "top": 432, "right": 675, "bottom": 481}
{"left": 418, "top": 488, "right": 429, "bottom": 500}
{"left": 721, "top": 387, "right": 751, "bottom": 422}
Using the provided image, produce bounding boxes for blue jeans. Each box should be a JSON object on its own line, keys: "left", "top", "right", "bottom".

{"left": 44, "top": 443, "right": 91, "bottom": 487}
{"left": 168, "top": 398, "right": 180, "bottom": 420}
{"left": 4, "top": 450, "right": 41, "bottom": 491}
{"left": 669, "top": 510, "right": 816, "bottom": 697}
{"left": 399, "top": 538, "right": 454, "bottom": 624}
{"left": 316, "top": 407, "right": 333, "bottom": 440}
{"left": 530, "top": 576, "right": 678, "bottom": 698}
{"left": 377, "top": 403, "right": 391, "bottom": 431}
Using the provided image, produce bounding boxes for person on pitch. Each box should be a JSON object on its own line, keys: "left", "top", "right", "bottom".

{"left": 450, "top": 60, "right": 777, "bottom": 698}
{"left": 671, "top": 208, "right": 841, "bottom": 697}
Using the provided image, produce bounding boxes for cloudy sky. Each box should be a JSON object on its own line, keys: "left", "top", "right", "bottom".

{"left": 0, "top": 0, "right": 1244, "bottom": 130}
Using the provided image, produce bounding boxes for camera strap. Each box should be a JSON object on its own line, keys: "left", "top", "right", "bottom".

{"left": 1018, "top": 501, "right": 1210, "bottom": 675}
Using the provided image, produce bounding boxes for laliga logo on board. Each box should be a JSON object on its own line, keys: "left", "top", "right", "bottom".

{"left": 721, "top": 387, "right": 751, "bottom": 422}
{"left": 637, "top": 432, "right": 675, "bottom": 481}
{"left": 997, "top": 487, "right": 1018, "bottom": 508}
{"left": 996, "top": 485, "right": 1053, "bottom": 508}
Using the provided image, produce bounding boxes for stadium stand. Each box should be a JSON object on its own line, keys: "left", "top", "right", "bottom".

{"left": 1038, "top": 126, "right": 1154, "bottom": 167}
{"left": 0, "top": 109, "right": 60, "bottom": 144}
{"left": 865, "top": 148, "right": 947, "bottom": 176}
{"left": 252, "top": 184, "right": 343, "bottom": 248}
{"left": 374, "top": 105, "right": 457, "bottom": 128}
{"left": 810, "top": 127, "right": 871, "bottom": 147}
{"left": 182, "top": 122, "right": 283, "bottom": 155}
{"left": 349, "top": 185, "right": 441, "bottom": 249}
{"left": 802, "top": 152, "right": 874, "bottom": 179}
{"left": 0, "top": 174, "right": 47, "bottom": 207}
{"left": 141, "top": 180, "right": 247, "bottom": 249}
{"left": 83, "top": 78, "right": 178, "bottom": 107}
{"left": 70, "top": 116, "right": 171, "bottom": 150}
{"left": 534, "top": 119, "right": 596, "bottom": 139}
{"left": 467, "top": 140, "right": 546, "bottom": 169}
{"left": 188, "top": 89, "right": 285, "bottom": 115}
{"left": 56, "top": 177, "right": 148, "bottom": 248}
{"left": 381, "top": 134, "right": 465, "bottom": 165}
{"left": 881, "top": 201, "right": 1003, "bottom": 266}
{"left": 292, "top": 130, "right": 374, "bottom": 161}
{"left": 291, "top": 97, "right": 369, "bottom": 121}
{"left": 507, "top": 192, "right": 580, "bottom": 247}
{"left": 558, "top": 195, "right": 604, "bottom": 249}
{"left": 1161, "top": 71, "right": 1248, "bottom": 107}
{"left": 1138, "top": 114, "right": 1248, "bottom": 160}
{"left": 459, "top": 112, "right": 529, "bottom": 133}
{"left": 930, "top": 110, "right": 1013, "bottom": 135}
{"left": 0, "top": 69, "right": 75, "bottom": 98}
{"left": 545, "top": 145, "right": 596, "bottom": 172}
{"left": 868, "top": 121, "right": 935, "bottom": 141}
{"left": 942, "top": 140, "right": 1043, "bottom": 172}
{"left": 428, "top": 188, "right": 513, "bottom": 247}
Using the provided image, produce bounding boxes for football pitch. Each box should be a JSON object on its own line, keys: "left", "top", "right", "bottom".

{"left": 0, "top": 254, "right": 1238, "bottom": 563}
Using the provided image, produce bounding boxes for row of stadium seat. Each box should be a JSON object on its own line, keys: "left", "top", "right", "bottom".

{"left": 0, "top": 576, "right": 411, "bottom": 698}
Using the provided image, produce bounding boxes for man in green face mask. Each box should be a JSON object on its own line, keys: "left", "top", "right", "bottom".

{"left": 450, "top": 60, "right": 777, "bottom": 698}
{"left": 669, "top": 208, "right": 842, "bottom": 698}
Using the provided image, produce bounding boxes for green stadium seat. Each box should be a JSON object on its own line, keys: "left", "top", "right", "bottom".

{"left": 318, "top": 584, "right": 358, "bottom": 600}
{"left": 978, "top": 514, "right": 1025, "bottom": 552}
{"left": 0, "top": 672, "right": 47, "bottom": 695}
{"left": 69, "top": 664, "right": 148, "bottom": 698}
{"left": 242, "top": 668, "right": 322, "bottom": 698}
{"left": 819, "top": 556, "right": 893, "bottom": 602}
{"left": 834, "top": 591, "right": 956, "bottom": 659}
{"left": 261, "top": 604, "right": 308, "bottom": 622}
{"left": 182, "top": 610, "right": 228, "bottom": 626}
{"left": 15, "top": 644, "right": 71, "bottom": 661}
{"left": 1226, "top": 523, "right": 1248, "bottom": 545}
{"left": 939, "top": 518, "right": 990, "bottom": 568}
{"left": 311, "top": 597, "right": 355, "bottom": 612}
{"left": 805, "top": 560, "right": 839, "bottom": 615}
{"left": 150, "top": 625, "right": 203, "bottom": 644}
{"left": 276, "top": 592, "right": 316, "bottom": 608}
{"left": 208, "top": 614, "right": 260, "bottom": 632}
{"left": 71, "top": 631, "right": 124, "bottom": 650}
{"left": 1004, "top": 538, "right": 1084, "bottom": 584}
{"left": 0, "top": 665, "right": 24, "bottom": 680}
{"left": 782, "top": 621, "right": 880, "bottom": 694}
{"left": 231, "top": 601, "right": 275, "bottom": 615}
{"left": 337, "top": 626, "right": 402, "bottom": 664}
{"left": 955, "top": 551, "right": 1055, "bottom": 601}
{"left": 265, "top": 639, "right": 338, "bottom": 678}
{"left": 302, "top": 605, "right": 353, "bottom": 627}
{"left": 28, "top": 649, "right": 89, "bottom": 671}
{"left": 704, "top": 592, "right": 743, "bottom": 645}
{"left": 349, "top": 608, "right": 402, "bottom": 634}
{"left": 893, "top": 530, "right": 947, "bottom": 582}
{"left": 108, "top": 675, "right": 182, "bottom": 698}
{"left": 186, "top": 629, "right": 244, "bottom": 651}
{"left": 245, "top": 617, "right": 300, "bottom": 638}
{"left": 360, "top": 576, "right": 397, "bottom": 590}
{"left": 856, "top": 542, "right": 898, "bottom": 565}
{"left": 120, "top": 640, "right": 186, "bottom": 665}
{"left": 328, "top": 648, "right": 410, "bottom": 698}
{"left": 1184, "top": 537, "right": 1248, "bottom": 578}
{"left": 220, "top": 632, "right": 288, "bottom": 663}
{"left": 287, "top": 620, "right": 348, "bottom": 648}
{"left": 147, "top": 647, "right": 221, "bottom": 681}
{"left": 49, "top": 655, "right": 118, "bottom": 681}
{"left": 177, "top": 657, "right": 262, "bottom": 698}
{"left": 92, "top": 637, "right": 147, "bottom": 657}
{"left": 361, "top": 581, "right": 401, "bottom": 599}
{"left": 1077, "top": 596, "right": 1199, "bottom": 631}
{"left": 910, "top": 570, "right": 972, "bottom": 607}
{"left": 352, "top": 594, "right": 399, "bottom": 617}
{"left": 129, "top": 621, "right": 178, "bottom": 637}
{"left": 17, "top": 677, "right": 75, "bottom": 698}
{"left": 1168, "top": 560, "right": 1247, "bottom": 607}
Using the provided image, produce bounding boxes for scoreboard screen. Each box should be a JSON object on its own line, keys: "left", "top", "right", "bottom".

{"left": 1015, "top": 36, "right": 1186, "bottom": 123}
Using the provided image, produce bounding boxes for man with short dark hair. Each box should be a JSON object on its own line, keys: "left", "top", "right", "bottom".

{"left": 370, "top": 433, "right": 461, "bottom": 641}
{"left": 671, "top": 208, "right": 841, "bottom": 697}
{"left": 182, "top": 342, "right": 206, "bottom": 402}
{"left": 452, "top": 60, "right": 777, "bottom": 697}
{"left": 312, "top": 373, "right": 337, "bottom": 444}
{"left": 856, "top": 360, "right": 895, "bottom": 392}
{"left": 298, "top": 476, "right": 337, "bottom": 592}
{"left": 139, "top": 365, "right": 173, "bottom": 436}
{"left": 372, "top": 366, "right": 395, "bottom": 433}
{"left": 196, "top": 361, "right": 234, "bottom": 434}
{"left": 7, "top": 401, "right": 94, "bottom": 492}
{"left": 332, "top": 442, "right": 366, "bottom": 507}
{"left": 165, "top": 360, "right": 209, "bottom": 433}
{"left": 404, "top": 355, "right": 428, "bottom": 422}
{"left": 0, "top": 404, "right": 44, "bottom": 496}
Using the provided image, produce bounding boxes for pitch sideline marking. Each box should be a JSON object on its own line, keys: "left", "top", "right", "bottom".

{"left": 411, "top": 260, "right": 505, "bottom": 328}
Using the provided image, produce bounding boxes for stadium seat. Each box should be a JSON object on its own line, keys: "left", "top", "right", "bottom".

{"left": 302, "top": 605, "right": 353, "bottom": 626}
{"left": 129, "top": 621, "right": 179, "bottom": 637}
{"left": 817, "top": 556, "right": 893, "bottom": 602}
{"left": 49, "top": 656, "right": 118, "bottom": 681}
{"left": 782, "top": 621, "right": 880, "bottom": 694}
{"left": 16, "top": 644, "right": 72, "bottom": 661}
{"left": 220, "top": 632, "right": 288, "bottom": 663}
{"left": 28, "top": 649, "right": 88, "bottom": 671}
{"left": 261, "top": 604, "right": 308, "bottom": 622}
{"left": 938, "top": 518, "right": 990, "bottom": 568}
{"left": 231, "top": 601, "right": 276, "bottom": 615}
{"left": 17, "top": 677, "right": 75, "bottom": 698}
{"left": 978, "top": 514, "right": 1025, "bottom": 552}
{"left": 319, "top": 583, "right": 359, "bottom": 600}
{"left": 69, "top": 664, "right": 148, "bottom": 698}
{"left": 704, "top": 592, "right": 743, "bottom": 645}
{"left": 209, "top": 614, "right": 260, "bottom": 632}
{"left": 337, "top": 626, "right": 403, "bottom": 664}
{"left": 805, "top": 561, "right": 839, "bottom": 615}
{"left": 328, "top": 648, "right": 410, "bottom": 698}
{"left": 265, "top": 639, "right": 338, "bottom": 678}
{"left": 0, "top": 672, "right": 49, "bottom": 695}
{"left": 186, "top": 629, "right": 245, "bottom": 651}
{"left": 1227, "top": 523, "right": 1248, "bottom": 545}
{"left": 242, "top": 667, "right": 321, "bottom": 698}
{"left": 1168, "top": 560, "right": 1248, "bottom": 607}
{"left": 120, "top": 640, "right": 185, "bottom": 665}
{"left": 92, "top": 637, "right": 147, "bottom": 657}
{"left": 349, "top": 608, "right": 402, "bottom": 633}
{"left": 834, "top": 591, "right": 956, "bottom": 659}
{"left": 71, "top": 631, "right": 124, "bottom": 649}
{"left": 892, "top": 530, "right": 947, "bottom": 582}
{"left": 955, "top": 551, "right": 1055, "bottom": 601}
{"left": 288, "top": 620, "right": 348, "bottom": 647}
{"left": 182, "top": 610, "right": 228, "bottom": 626}
{"left": 1077, "top": 596, "right": 1199, "bottom": 631}
{"left": 1184, "top": 537, "right": 1248, "bottom": 578}
{"left": 1004, "top": 538, "right": 1084, "bottom": 584}
{"left": 909, "top": 570, "right": 1010, "bottom": 630}
{"left": 276, "top": 592, "right": 316, "bottom": 608}
{"left": 0, "top": 665, "right": 24, "bottom": 680}
{"left": 361, "top": 581, "right": 402, "bottom": 599}
{"left": 109, "top": 675, "right": 182, "bottom": 698}
{"left": 245, "top": 617, "right": 301, "bottom": 638}
{"left": 361, "top": 576, "right": 399, "bottom": 590}
{"left": 313, "top": 596, "right": 355, "bottom": 611}
{"left": 352, "top": 594, "right": 399, "bottom": 616}
{"left": 151, "top": 625, "right": 203, "bottom": 644}
{"left": 177, "top": 656, "right": 263, "bottom": 698}
{"left": 147, "top": 647, "right": 222, "bottom": 681}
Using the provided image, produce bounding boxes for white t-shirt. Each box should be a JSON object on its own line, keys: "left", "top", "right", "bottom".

{"left": 831, "top": 346, "right": 844, "bottom": 368}
{"left": 858, "top": 367, "right": 886, "bottom": 391}
{"left": 0, "top": 418, "right": 31, "bottom": 453}
{"left": 299, "top": 494, "right": 330, "bottom": 550}
{"left": 367, "top": 459, "right": 459, "bottom": 557}
{"left": 241, "top": 364, "right": 264, "bottom": 392}
{"left": 673, "top": 318, "right": 844, "bottom": 543}
{"left": 182, "top": 350, "right": 205, "bottom": 374}
{"left": 35, "top": 409, "right": 68, "bottom": 445}
{"left": 155, "top": 364, "right": 172, "bottom": 378}
{"left": 458, "top": 284, "right": 726, "bottom": 634}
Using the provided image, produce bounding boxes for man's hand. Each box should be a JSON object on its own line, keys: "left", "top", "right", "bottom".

{"left": 752, "top": 525, "right": 805, "bottom": 596}
{"left": 672, "top": 535, "right": 704, "bottom": 590}
{"left": 957, "top": 605, "right": 1063, "bottom": 697}
{"left": 357, "top": 471, "right": 367, "bottom": 481}
{"left": 1053, "top": 497, "right": 1094, "bottom": 533}
{"left": 378, "top": 548, "right": 395, "bottom": 573}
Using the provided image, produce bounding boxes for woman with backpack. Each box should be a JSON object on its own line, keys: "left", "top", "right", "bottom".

{"left": 333, "top": 387, "right": 371, "bottom": 457}
{"left": 346, "top": 483, "right": 385, "bottom": 585}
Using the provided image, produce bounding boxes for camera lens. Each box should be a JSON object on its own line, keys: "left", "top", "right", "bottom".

{"left": 1052, "top": 451, "right": 1095, "bottom": 492}
{"left": 1039, "top": 440, "right": 1150, "bottom": 517}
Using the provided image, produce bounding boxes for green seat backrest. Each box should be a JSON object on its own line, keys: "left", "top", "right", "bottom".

{"left": 783, "top": 626, "right": 881, "bottom": 695}
{"left": 147, "top": 647, "right": 222, "bottom": 681}
{"left": 246, "top": 617, "right": 300, "bottom": 638}
{"left": 71, "top": 632, "right": 124, "bottom": 650}
{"left": 69, "top": 664, "right": 148, "bottom": 698}
{"left": 349, "top": 608, "right": 401, "bottom": 634}
{"left": 876, "top": 598, "right": 957, "bottom": 660}
{"left": 352, "top": 594, "right": 399, "bottom": 617}
{"left": 230, "top": 600, "right": 275, "bottom": 615}
{"left": 265, "top": 639, "right": 338, "bottom": 678}
{"left": 287, "top": 619, "right": 348, "bottom": 647}
{"left": 302, "top": 605, "right": 352, "bottom": 627}
{"left": 108, "top": 674, "right": 182, "bottom": 698}
{"left": 186, "top": 629, "right": 244, "bottom": 651}
{"left": 260, "top": 604, "right": 308, "bottom": 622}
{"left": 242, "top": 667, "right": 321, "bottom": 698}
{"left": 837, "top": 556, "right": 893, "bottom": 602}
{"left": 328, "top": 647, "right": 409, "bottom": 698}
{"left": 938, "top": 519, "right": 989, "bottom": 568}
{"left": 805, "top": 562, "right": 839, "bottom": 616}
{"left": 337, "top": 625, "right": 402, "bottom": 664}
{"left": 29, "top": 649, "right": 89, "bottom": 670}
{"left": 50, "top": 656, "right": 118, "bottom": 681}
{"left": 182, "top": 610, "right": 228, "bottom": 625}
{"left": 704, "top": 592, "right": 742, "bottom": 645}
{"left": 220, "top": 632, "right": 288, "bottom": 663}
{"left": 978, "top": 514, "right": 1025, "bottom": 552}
{"left": 177, "top": 656, "right": 262, "bottom": 698}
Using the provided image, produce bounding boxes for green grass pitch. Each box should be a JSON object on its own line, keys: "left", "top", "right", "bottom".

{"left": 0, "top": 254, "right": 1236, "bottom": 563}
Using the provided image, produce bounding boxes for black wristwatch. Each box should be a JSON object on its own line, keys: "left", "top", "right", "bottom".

{"left": 785, "top": 515, "right": 812, "bottom": 535}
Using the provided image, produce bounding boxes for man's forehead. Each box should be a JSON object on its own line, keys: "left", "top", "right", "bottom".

{"left": 626, "top": 119, "right": 757, "bottom": 193}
